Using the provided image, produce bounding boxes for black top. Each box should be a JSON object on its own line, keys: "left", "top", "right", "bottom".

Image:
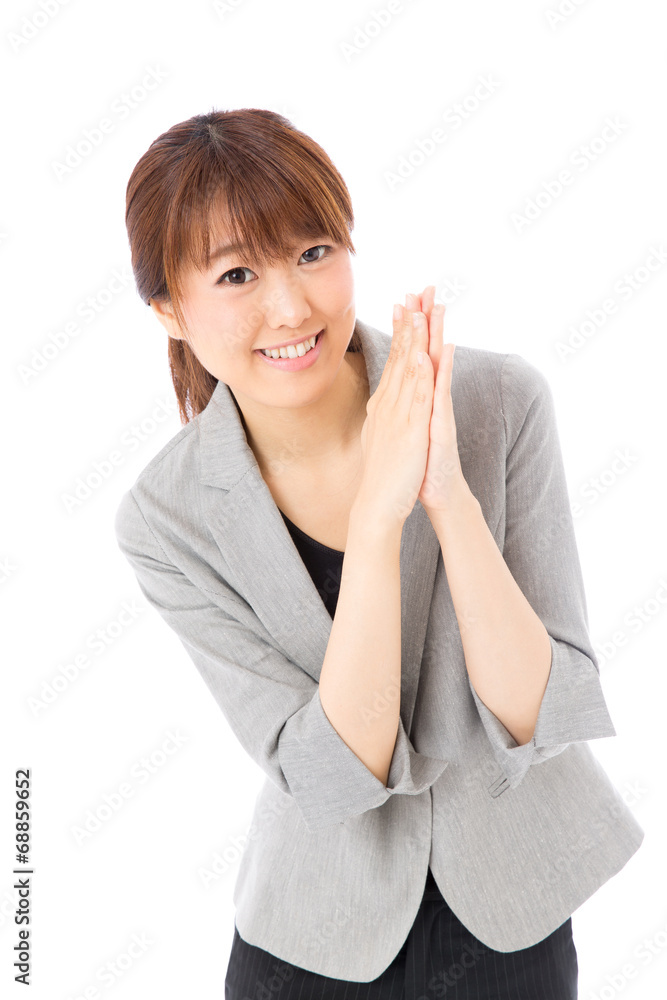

{"left": 279, "top": 510, "right": 344, "bottom": 619}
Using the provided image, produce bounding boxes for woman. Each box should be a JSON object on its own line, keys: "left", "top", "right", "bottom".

{"left": 115, "top": 109, "right": 644, "bottom": 998}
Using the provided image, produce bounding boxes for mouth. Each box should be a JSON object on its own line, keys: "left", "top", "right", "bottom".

{"left": 254, "top": 330, "right": 324, "bottom": 371}
{"left": 255, "top": 330, "right": 323, "bottom": 358}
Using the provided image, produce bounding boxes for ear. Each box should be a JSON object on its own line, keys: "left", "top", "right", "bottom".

{"left": 149, "top": 298, "right": 186, "bottom": 341}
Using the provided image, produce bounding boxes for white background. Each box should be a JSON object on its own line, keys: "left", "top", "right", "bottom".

{"left": 2, "top": 0, "right": 665, "bottom": 997}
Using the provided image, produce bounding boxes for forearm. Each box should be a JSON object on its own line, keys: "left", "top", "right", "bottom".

{"left": 319, "top": 504, "right": 403, "bottom": 787}
{"left": 430, "top": 483, "right": 552, "bottom": 747}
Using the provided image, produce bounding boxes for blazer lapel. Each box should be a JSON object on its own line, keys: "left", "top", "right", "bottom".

{"left": 196, "top": 318, "right": 443, "bottom": 738}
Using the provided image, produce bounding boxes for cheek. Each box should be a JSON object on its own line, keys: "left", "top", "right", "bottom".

{"left": 319, "top": 261, "right": 355, "bottom": 311}
{"left": 184, "top": 298, "right": 249, "bottom": 355}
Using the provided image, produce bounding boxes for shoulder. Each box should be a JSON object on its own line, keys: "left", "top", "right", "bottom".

{"left": 447, "top": 345, "right": 558, "bottom": 472}
{"left": 451, "top": 344, "right": 550, "bottom": 421}
{"left": 114, "top": 413, "right": 205, "bottom": 553}
{"left": 452, "top": 344, "right": 549, "bottom": 397}
{"left": 121, "top": 415, "right": 202, "bottom": 496}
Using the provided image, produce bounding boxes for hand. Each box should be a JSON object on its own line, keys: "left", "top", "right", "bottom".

{"left": 356, "top": 301, "right": 434, "bottom": 528}
{"left": 403, "top": 287, "right": 468, "bottom": 516}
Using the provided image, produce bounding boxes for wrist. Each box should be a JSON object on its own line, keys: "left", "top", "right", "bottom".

{"left": 424, "top": 480, "right": 480, "bottom": 529}
{"left": 349, "top": 497, "right": 405, "bottom": 543}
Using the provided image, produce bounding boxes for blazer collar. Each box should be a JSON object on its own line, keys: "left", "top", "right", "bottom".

{"left": 196, "top": 317, "right": 442, "bottom": 736}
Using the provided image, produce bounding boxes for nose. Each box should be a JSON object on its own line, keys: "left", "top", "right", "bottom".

{"left": 261, "top": 270, "right": 312, "bottom": 331}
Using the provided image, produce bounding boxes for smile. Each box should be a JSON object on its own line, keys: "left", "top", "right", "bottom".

{"left": 259, "top": 333, "right": 319, "bottom": 359}
{"left": 254, "top": 330, "right": 324, "bottom": 372}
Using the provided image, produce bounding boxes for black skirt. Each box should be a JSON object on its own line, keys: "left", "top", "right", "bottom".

{"left": 224, "top": 867, "right": 578, "bottom": 999}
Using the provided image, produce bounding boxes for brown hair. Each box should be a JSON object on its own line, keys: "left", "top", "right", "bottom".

{"left": 125, "top": 108, "right": 360, "bottom": 424}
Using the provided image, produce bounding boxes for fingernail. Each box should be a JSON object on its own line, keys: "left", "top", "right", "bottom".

{"left": 393, "top": 303, "right": 402, "bottom": 321}
{"left": 417, "top": 351, "right": 424, "bottom": 365}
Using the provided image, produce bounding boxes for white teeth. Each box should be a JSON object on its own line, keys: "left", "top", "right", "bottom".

{"left": 261, "top": 334, "right": 317, "bottom": 359}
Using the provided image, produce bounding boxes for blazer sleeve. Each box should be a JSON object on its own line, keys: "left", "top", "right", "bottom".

{"left": 467, "top": 353, "right": 616, "bottom": 788}
{"left": 114, "top": 489, "right": 449, "bottom": 833}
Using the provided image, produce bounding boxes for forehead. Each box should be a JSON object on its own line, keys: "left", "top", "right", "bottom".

{"left": 203, "top": 219, "right": 324, "bottom": 271}
{"left": 187, "top": 186, "right": 334, "bottom": 275}
{"left": 206, "top": 231, "right": 301, "bottom": 267}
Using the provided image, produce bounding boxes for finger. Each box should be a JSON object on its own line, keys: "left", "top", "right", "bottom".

{"left": 429, "top": 302, "right": 446, "bottom": 370}
{"left": 421, "top": 285, "right": 436, "bottom": 324}
{"left": 433, "top": 343, "right": 455, "bottom": 412}
{"left": 409, "top": 286, "right": 434, "bottom": 318}
{"left": 406, "top": 291, "right": 427, "bottom": 317}
{"left": 395, "top": 311, "right": 433, "bottom": 415}
{"left": 419, "top": 287, "right": 436, "bottom": 365}
{"left": 375, "top": 302, "right": 408, "bottom": 398}
{"left": 414, "top": 319, "right": 435, "bottom": 415}
{"left": 383, "top": 302, "right": 419, "bottom": 402}
{"left": 409, "top": 287, "right": 437, "bottom": 365}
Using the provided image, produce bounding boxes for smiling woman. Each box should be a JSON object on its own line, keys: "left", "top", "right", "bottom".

{"left": 115, "top": 108, "right": 643, "bottom": 998}
{"left": 125, "top": 109, "right": 362, "bottom": 424}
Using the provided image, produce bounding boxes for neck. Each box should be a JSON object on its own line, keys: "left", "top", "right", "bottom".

{"left": 235, "top": 352, "right": 369, "bottom": 476}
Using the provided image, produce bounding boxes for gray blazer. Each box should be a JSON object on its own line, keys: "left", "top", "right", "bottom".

{"left": 114, "top": 316, "right": 644, "bottom": 981}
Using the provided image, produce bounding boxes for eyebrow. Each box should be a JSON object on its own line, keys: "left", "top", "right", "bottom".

{"left": 208, "top": 240, "right": 252, "bottom": 264}
{"left": 207, "top": 232, "right": 328, "bottom": 267}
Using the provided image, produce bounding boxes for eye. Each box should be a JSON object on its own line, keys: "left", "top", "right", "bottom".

{"left": 215, "top": 244, "right": 334, "bottom": 286}
{"left": 216, "top": 265, "right": 255, "bottom": 287}
{"left": 300, "top": 244, "right": 334, "bottom": 264}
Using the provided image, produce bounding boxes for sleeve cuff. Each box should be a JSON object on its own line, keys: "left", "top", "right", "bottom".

{"left": 386, "top": 715, "right": 450, "bottom": 795}
{"left": 279, "top": 689, "right": 448, "bottom": 832}
{"left": 468, "top": 634, "right": 617, "bottom": 788}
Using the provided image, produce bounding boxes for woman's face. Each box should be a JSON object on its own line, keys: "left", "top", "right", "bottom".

{"left": 150, "top": 218, "right": 357, "bottom": 411}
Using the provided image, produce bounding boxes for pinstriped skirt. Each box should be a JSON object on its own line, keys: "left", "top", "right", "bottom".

{"left": 224, "top": 867, "right": 578, "bottom": 999}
